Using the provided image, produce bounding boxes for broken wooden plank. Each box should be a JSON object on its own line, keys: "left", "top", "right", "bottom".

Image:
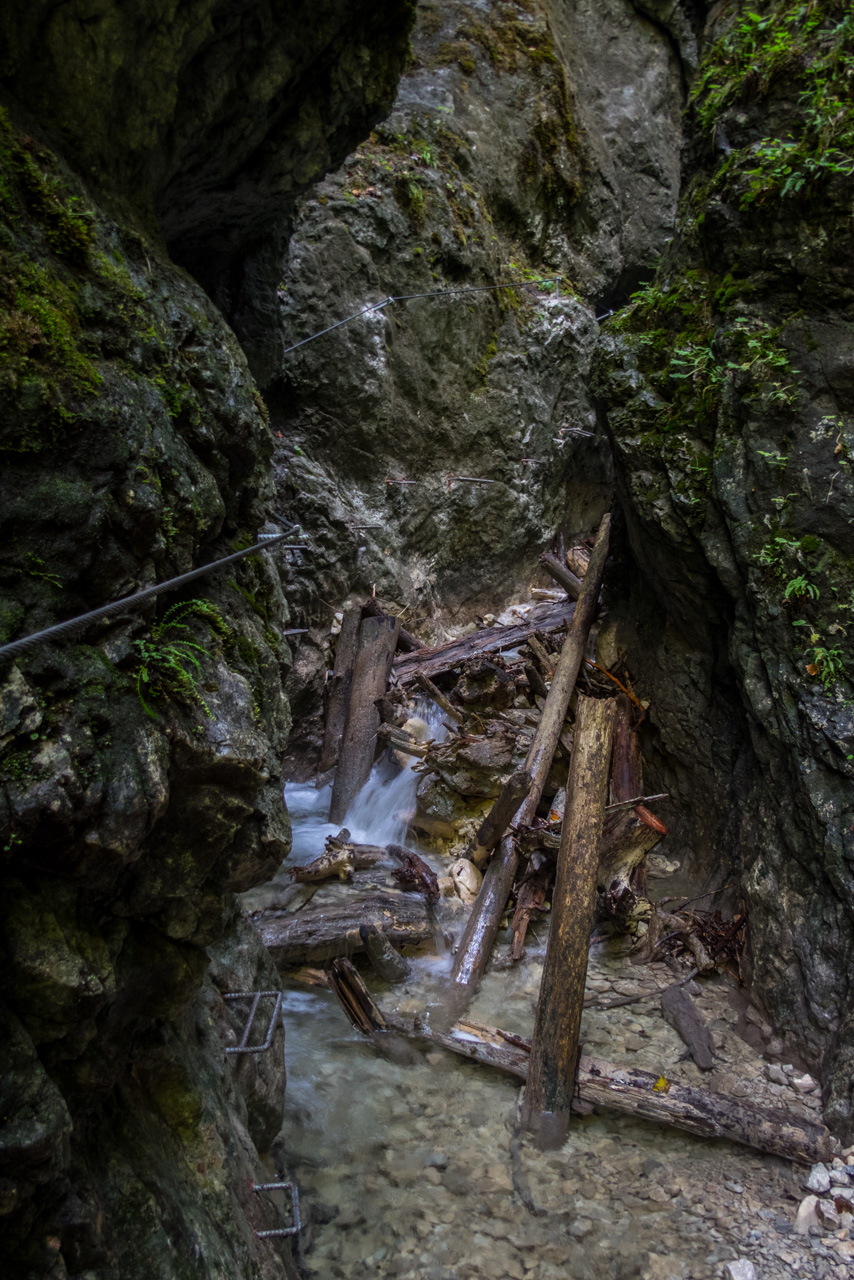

{"left": 413, "top": 672, "right": 462, "bottom": 722}
{"left": 328, "top": 957, "right": 387, "bottom": 1033}
{"left": 362, "top": 596, "right": 425, "bottom": 652}
{"left": 330, "top": 612, "right": 400, "bottom": 824}
{"left": 359, "top": 923, "right": 410, "bottom": 983}
{"left": 661, "top": 985, "right": 716, "bottom": 1071}
{"left": 388, "top": 844, "right": 440, "bottom": 904}
{"left": 463, "top": 769, "right": 533, "bottom": 869}
{"left": 257, "top": 892, "right": 433, "bottom": 966}
{"left": 375, "top": 1012, "right": 833, "bottom": 1165}
{"left": 393, "top": 601, "right": 573, "bottom": 684}
{"left": 510, "top": 852, "right": 551, "bottom": 959}
{"left": 376, "top": 723, "right": 430, "bottom": 758}
{"left": 320, "top": 599, "right": 361, "bottom": 772}
{"left": 539, "top": 551, "right": 582, "bottom": 600}
{"left": 450, "top": 514, "right": 611, "bottom": 997}
{"left": 289, "top": 833, "right": 385, "bottom": 884}
{"left": 522, "top": 694, "right": 616, "bottom": 1143}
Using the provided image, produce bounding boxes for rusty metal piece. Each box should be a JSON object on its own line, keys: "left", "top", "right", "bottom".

{"left": 251, "top": 1180, "right": 301, "bottom": 1237}
{"left": 222, "top": 990, "right": 283, "bottom": 1055}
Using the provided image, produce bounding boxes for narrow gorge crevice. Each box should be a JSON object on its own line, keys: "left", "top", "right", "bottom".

{"left": 2, "top": 1, "right": 854, "bottom": 1277}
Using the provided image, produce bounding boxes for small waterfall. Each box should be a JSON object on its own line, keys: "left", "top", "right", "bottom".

{"left": 284, "top": 697, "right": 447, "bottom": 857}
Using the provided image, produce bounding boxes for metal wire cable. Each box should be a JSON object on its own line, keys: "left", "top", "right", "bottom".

{"left": 282, "top": 277, "right": 564, "bottom": 356}
{"left": 3, "top": 278, "right": 566, "bottom": 664}
{"left": 0, "top": 533, "right": 304, "bottom": 664}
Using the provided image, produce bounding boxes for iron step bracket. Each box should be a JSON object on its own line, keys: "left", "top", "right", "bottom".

{"left": 251, "top": 1180, "right": 301, "bottom": 1237}
{"left": 222, "top": 990, "right": 283, "bottom": 1055}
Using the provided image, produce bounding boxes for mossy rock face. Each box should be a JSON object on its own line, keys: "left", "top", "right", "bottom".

{"left": 595, "top": 0, "right": 854, "bottom": 1141}
{"left": 0, "top": 104, "right": 299, "bottom": 1280}
{"left": 0, "top": 0, "right": 415, "bottom": 268}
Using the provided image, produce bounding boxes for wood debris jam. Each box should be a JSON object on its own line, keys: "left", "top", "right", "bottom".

{"left": 257, "top": 520, "right": 819, "bottom": 1172}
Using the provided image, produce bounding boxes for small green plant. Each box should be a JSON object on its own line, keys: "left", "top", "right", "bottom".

{"left": 757, "top": 449, "right": 788, "bottom": 469}
{"left": 133, "top": 599, "right": 228, "bottom": 720}
{"left": 793, "top": 622, "right": 847, "bottom": 692}
{"left": 784, "top": 574, "right": 819, "bottom": 602}
{"left": 759, "top": 534, "right": 802, "bottom": 572}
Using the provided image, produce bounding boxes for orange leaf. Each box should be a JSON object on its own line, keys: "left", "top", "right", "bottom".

{"left": 806, "top": 663, "right": 818, "bottom": 676}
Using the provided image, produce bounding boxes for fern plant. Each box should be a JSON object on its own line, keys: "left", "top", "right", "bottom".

{"left": 133, "top": 599, "right": 228, "bottom": 719}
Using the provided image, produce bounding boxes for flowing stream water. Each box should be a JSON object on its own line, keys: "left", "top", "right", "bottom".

{"left": 256, "top": 719, "right": 847, "bottom": 1280}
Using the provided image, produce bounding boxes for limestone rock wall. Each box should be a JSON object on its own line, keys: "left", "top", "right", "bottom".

{"left": 595, "top": 0, "right": 854, "bottom": 1137}
{"left": 260, "top": 0, "right": 685, "bottom": 757}
{"left": 0, "top": 1, "right": 415, "bottom": 1273}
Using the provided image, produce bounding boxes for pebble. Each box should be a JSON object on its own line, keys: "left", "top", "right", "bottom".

{"left": 805, "top": 1165, "right": 832, "bottom": 1195}
{"left": 723, "top": 1261, "right": 757, "bottom": 1280}
{"left": 793, "top": 1074, "right": 820, "bottom": 1094}
{"left": 766, "top": 1063, "right": 788, "bottom": 1086}
{"left": 795, "top": 1196, "right": 821, "bottom": 1234}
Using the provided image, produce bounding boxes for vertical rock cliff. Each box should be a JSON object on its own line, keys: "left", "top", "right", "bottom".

{"left": 596, "top": 0, "right": 854, "bottom": 1136}
{"left": 0, "top": 3, "right": 415, "bottom": 1275}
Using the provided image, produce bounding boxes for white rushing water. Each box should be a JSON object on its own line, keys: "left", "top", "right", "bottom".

{"left": 268, "top": 700, "right": 825, "bottom": 1280}
{"left": 283, "top": 697, "right": 447, "bottom": 858}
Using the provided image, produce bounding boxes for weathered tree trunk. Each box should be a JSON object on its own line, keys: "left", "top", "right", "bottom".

{"left": 661, "top": 985, "right": 716, "bottom": 1070}
{"left": 450, "top": 514, "right": 611, "bottom": 997}
{"left": 598, "top": 807, "right": 665, "bottom": 898}
{"left": 319, "top": 599, "right": 361, "bottom": 772}
{"left": 463, "top": 769, "right": 533, "bottom": 869}
{"left": 288, "top": 831, "right": 385, "bottom": 883}
{"left": 609, "top": 694, "right": 651, "bottom": 899}
{"left": 393, "top": 600, "right": 573, "bottom": 684}
{"left": 539, "top": 551, "right": 582, "bottom": 600}
{"left": 414, "top": 671, "right": 461, "bottom": 722}
{"left": 375, "top": 1013, "right": 833, "bottom": 1165}
{"left": 510, "top": 852, "right": 551, "bottom": 958}
{"left": 328, "top": 957, "right": 387, "bottom": 1033}
{"left": 522, "top": 694, "right": 616, "bottom": 1143}
{"left": 362, "top": 596, "right": 424, "bottom": 652}
{"left": 329, "top": 613, "right": 400, "bottom": 824}
{"left": 257, "top": 892, "right": 432, "bottom": 966}
{"left": 359, "top": 923, "right": 410, "bottom": 983}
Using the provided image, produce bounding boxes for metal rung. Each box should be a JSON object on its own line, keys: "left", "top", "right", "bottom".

{"left": 251, "top": 1180, "right": 301, "bottom": 1237}
{"left": 222, "top": 990, "right": 283, "bottom": 1055}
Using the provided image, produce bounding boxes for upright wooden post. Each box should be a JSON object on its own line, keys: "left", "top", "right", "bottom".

{"left": 522, "top": 694, "right": 616, "bottom": 1145}
{"left": 450, "top": 513, "right": 611, "bottom": 997}
{"left": 320, "top": 599, "right": 362, "bottom": 772}
{"left": 329, "top": 613, "right": 399, "bottom": 824}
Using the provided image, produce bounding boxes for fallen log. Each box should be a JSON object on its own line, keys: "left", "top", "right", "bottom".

{"left": 388, "top": 844, "right": 440, "bottom": 904}
{"left": 450, "top": 513, "right": 611, "bottom": 997}
{"left": 510, "top": 852, "right": 551, "bottom": 959}
{"left": 376, "top": 723, "right": 430, "bottom": 758}
{"left": 539, "top": 551, "right": 582, "bottom": 600}
{"left": 362, "top": 596, "right": 425, "bottom": 652}
{"left": 598, "top": 807, "right": 665, "bottom": 917}
{"left": 319, "top": 599, "right": 361, "bottom": 772}
{"left": 374, "top": 1012, "right": 834, "bottom": 1165}
{"left": 463, "top": 769, "right": 533, "bottom": 869}
{"left": 289, "top": 831, "right": 385, "bottom": 883}
{"left": 566, "top": 543, "right": 591, "bottom": 579}
{"left": 257, "top": 892, "right": 434, "bottom": 966}
{"left": 393, "top": 600, "right": 573, "bottom": 685}
{"left": 610, "top": 693, "right": 650, "bottom": 899}
{"left": 328, "top": 957, "right": 387, "bottom": 1033}
{"left": 359, "top": 923, "right": 410, "bottom": 983}
{"left": 522, "top": 694, "right": 616, "bottom": 1142}
{"left": 330, "top": 612, "right": 400, "bottom": 824}
{"left": 414, "top": 672, "right": 461, "bottom": 722}
{"left": 661, "top": 985, "right": 716, "bottom": 1070}
{"left": 526, "top": 633, "right": 556, "bottom": 676}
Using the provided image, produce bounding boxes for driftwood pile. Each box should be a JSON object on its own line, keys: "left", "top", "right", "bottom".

{"left": 262, "top": 514, "right": 834, "bottom": 1165}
